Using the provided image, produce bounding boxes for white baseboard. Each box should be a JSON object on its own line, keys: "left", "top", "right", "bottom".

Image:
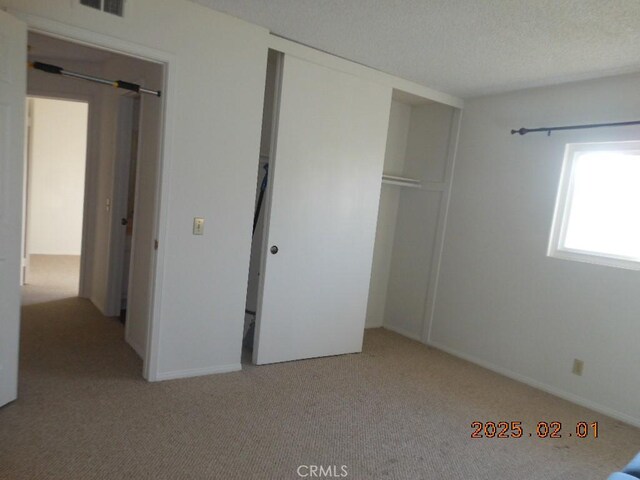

{"left": 428, "top": 340, "right": 640, "bottom": 429}
{"left": 156, "top": 363, "right": 242, "bottom": 381}
{"left": 89, "top": 296, "right": 109, "bottom": 318}
{"left": 126, "top": 336, "right": 145, "bottom": 360}
{"left": 382, "top": 324, "right": 422, "bottom": 342}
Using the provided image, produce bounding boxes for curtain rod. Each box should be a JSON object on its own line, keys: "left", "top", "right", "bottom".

{"left": 29, "top": 61, "right": 161, "bottom": 97}
{"left": 511, "top": 120, "right": 640, "bottom": 136}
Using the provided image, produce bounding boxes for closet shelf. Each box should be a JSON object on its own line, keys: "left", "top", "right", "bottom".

{"left": 382, "top": 174, "right": 421, "bottom": 188}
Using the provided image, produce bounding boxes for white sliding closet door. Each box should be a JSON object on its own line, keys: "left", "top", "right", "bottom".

{"left": 254, "top": 55, "right": 391, "bottom": 365}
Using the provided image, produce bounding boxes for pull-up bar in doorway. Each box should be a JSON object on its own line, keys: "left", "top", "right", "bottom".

{"left": 29, "top": 61, "right": 162, "bottom": 97}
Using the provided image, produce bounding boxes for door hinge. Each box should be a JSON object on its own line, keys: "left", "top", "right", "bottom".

{"left": 154, "top": 239, "right": 159, "bottom": 250}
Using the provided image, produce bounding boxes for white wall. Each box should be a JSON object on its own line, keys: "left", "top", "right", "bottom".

{"left": 27, "top": 97, "right": 87, "bottom": 255}
{"left": 431, "top": 72, "right": 640, "bottom": 427}
{"left": 5, "top": 0, "right": 270, "bottom": 380}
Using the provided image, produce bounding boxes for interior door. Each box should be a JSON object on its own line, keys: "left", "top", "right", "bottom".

{"left": 0, "top": 11, "right": 27, "bottom": 407}
{"left": 125, "top": 91, "right": 162, "bottom": 368}
{"left": 254, "top": 55, "right": 391, "bottom": 365}
{"left": 108, "top": 94, "right": 138, "bottom": 316}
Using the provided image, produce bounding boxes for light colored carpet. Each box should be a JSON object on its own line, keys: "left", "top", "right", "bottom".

{"left": 22, "top": 254, "right": 81, "bottom": 305}
{"left": 2, "top": 261, "right": 639, "bottom": 479}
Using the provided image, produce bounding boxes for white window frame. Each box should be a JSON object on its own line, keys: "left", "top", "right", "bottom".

{"left": 548, "top": 140, "right": 640, "bottom": 271}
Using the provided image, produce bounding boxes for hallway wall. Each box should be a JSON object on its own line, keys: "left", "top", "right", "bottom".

{"left": 27, "top": 97, "right": 88, "bottom": 256}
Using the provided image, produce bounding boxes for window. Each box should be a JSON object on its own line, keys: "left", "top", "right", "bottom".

{"left": 548, "top": 141, "right": 640, "bottom": 270}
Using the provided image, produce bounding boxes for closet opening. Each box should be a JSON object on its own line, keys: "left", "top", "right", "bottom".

{"left": 366, "top": 89, "right": 460, "bottom": 343}
{"left": 242, "top": 49, "right": 281, "bottom": 362}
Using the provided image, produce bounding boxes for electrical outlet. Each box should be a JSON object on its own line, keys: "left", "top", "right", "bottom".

{"left": 193, "top": 217, "right": 205, "bottom": 235}
{"left": 572, "top": 359, "right": 584, "bottom": 376}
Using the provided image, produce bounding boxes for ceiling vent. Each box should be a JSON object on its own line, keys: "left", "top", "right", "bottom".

{"left": 80, "top": 0, "right": 125, "bottom": 17}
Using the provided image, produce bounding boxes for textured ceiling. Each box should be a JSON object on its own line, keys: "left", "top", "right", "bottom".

{"left": 192, "top": 0, "right": 640, "bottom": 98}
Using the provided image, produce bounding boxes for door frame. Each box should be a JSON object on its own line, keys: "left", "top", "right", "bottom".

{"left": 23, "top": 92, "right": 97, "bottom": 299}
{"left": 9, "top": 9, "right": 177, "bottom": 381}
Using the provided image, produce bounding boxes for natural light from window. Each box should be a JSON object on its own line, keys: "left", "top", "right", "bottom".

{"left": 549, "top": 142, "right": 640, "bottom": 270}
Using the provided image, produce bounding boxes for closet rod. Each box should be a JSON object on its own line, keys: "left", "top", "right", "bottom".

{"left": 511, "top": 120, "right": 640, "bottom": 136}
{"left": 29, "top": 61, "right": 161, "bottom": 97}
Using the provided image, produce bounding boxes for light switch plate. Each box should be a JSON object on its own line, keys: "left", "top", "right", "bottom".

{"left": 193, "top": 217, "right": 205, "bottom": 235}
{"left": 572, "top": 359, "right": 584, "bottom": 376}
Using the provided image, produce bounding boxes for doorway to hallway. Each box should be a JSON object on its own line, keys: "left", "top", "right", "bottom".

{"left": 22, "top": 96, "right": 88, "bottom": 304}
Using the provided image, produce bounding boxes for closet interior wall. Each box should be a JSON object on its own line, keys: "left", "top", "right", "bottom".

{"left": 367, "top": 92, "right": 459, "bottom": 342}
